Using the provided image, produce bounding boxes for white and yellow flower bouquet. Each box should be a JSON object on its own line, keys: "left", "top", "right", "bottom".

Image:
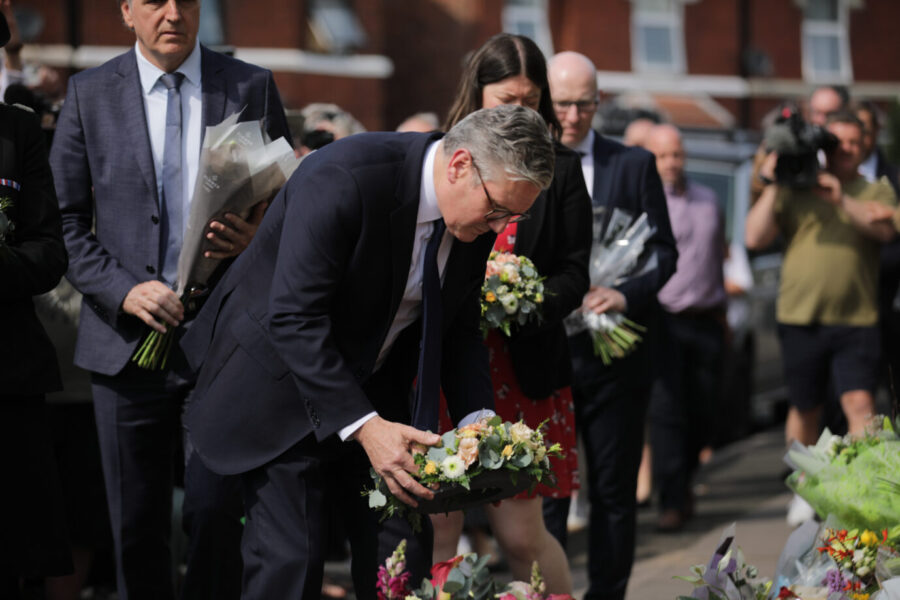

{"left": 480, "top": 251, "right": 545, "bottom": 337}
{"left": 364, "top": 416, "right": 562, "bottom": 531}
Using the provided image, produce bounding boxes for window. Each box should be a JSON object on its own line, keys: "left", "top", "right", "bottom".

{"left": 502, "top": 0, "right": 553, "bottom": 58}
{"left": 801, "top": 0, "right": 852, "bottom": 82}
{"left": 630, "top": 0, "right": 686, "bottom": 74}
{"left": 198, "top": 0, "right": 225, "bottom": 46}
{"left": 307, "top": 0, "right": 367, "bottom": 55}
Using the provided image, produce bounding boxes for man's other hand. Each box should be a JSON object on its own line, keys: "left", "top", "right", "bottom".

{"left": 583, "top": 285, "right": 627, "bottom": 314}
{"left": 204, "top": 201, "right": 268, "bottom": 259}
{"left": 354, "top": 416, "right": 441, "bottom": 508}
{"left": 122, "top": 281, "right": 184, "bottom": 333}
{"left": 814, "top": 172, "right": 843, "bottom": 205}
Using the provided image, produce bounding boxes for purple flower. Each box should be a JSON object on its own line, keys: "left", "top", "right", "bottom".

{"left": 822, "top": 569, "right": 845, "bottom": 593}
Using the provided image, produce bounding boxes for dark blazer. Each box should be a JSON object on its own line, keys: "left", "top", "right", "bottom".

{"left": 50, "top": 46, "right": 291, "bottom": 376}
{"left": 508, "top": 143, "right": 592, "bottom": 398}
{"left": 0, "top": 104, "right": 67, "bottom": 396}
{"left": 181, "top": 132, "right": 495, "bottom": 475}
{"left": 591, "top": 132, "right": 677, "bottom": 318}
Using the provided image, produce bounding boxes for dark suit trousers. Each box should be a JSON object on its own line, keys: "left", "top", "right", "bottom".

{"left": 240, "top": 434, "right": 434, "bottom": 600}
{"left": 567, "top": 331, "right": 651, "bottom": 600}
{"left": 649, "top": 311, "right": 724, "bottom": 512}
{"left": 92, "top": 360, "right": 242, "bottom": 600}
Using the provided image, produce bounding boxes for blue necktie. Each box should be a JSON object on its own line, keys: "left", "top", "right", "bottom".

{"left": 159, "top": 72, "right": 185, "bottom": 285}
{"left": 412, "top": 219, "right": 446, "bottom": 431}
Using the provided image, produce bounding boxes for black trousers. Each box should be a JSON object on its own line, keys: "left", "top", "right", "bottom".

{"left": 239, "top": 435, "right": 433, "bottom": 600}
{"left": 91, "top": 361, "right": 242, "bottom": 600}
{"left": 567, "top": 330, "right": 652, "bottom": 600}
{"left": 649, "top": 310, "right": 725, "bottom": 511}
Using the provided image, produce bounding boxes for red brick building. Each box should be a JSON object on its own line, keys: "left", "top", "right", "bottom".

{"left": 17, "top": 0, "right": 900, "bottom": 132}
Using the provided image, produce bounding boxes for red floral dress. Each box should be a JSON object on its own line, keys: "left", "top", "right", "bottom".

{"left": 439, "top": 222, "right": 579, "bottom": 499}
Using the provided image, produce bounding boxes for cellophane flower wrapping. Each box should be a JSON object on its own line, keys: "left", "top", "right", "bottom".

{"left": 564, "top": 207, "right": 654, "bottom": 364}
{"left": 785, "top": 416, "right": 900, "bottom": 531}
{"left": 131, "top": 112, "right": 300, "bottom": 370}
{"left": 480, "top": 251, "right": 545, "bottom": 337}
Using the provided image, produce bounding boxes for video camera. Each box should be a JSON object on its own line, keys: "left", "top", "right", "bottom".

{"left": 763, "top": 104, "right": 838, "bottom": 189}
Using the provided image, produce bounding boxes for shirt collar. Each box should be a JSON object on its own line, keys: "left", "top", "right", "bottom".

{"left": 572, "top": 129, "right": 595, "bottom": 158}
{"left": 417, "top": 140, "right": 442, "bottom": 224}
{"left": 135, "top": 40, "right": 202, "bottom": 95}
{"left": 859, "top": 151, "right": 878, "bottom": 182}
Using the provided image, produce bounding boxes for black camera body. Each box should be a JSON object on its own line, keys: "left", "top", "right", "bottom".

{"left": 763, "top": 105, "right": 839, "bottom": 189}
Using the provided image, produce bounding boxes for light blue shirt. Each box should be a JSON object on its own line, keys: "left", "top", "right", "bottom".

{"left": 134, "top": 41, "right": 203, "bottom": 236}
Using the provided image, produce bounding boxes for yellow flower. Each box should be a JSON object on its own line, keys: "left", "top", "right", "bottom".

{"left": 424, "top": 461, "right": 437, "bottom": 475}
{"left": 485, "top": 291, "right": 497, "bottom": 303}
{"left": 458, "top": 428, "right": 479, "bottom": 438}
{"left": 501, "top": 444, "right": 514, "bottom": 458}
{"left": 860, "top": 530, "right": 879, "bottom": 547}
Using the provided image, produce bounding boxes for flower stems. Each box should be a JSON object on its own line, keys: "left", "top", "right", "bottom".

{"left": 590, "top": 317, "right": 646, "bottom": 366}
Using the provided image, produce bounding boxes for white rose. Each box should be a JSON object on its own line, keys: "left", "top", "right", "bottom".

{"left": 509, "top": 422, "right": 533, "bottom": 445}
{"left": 500, "top": 293, "right": 518, "bottom": 315}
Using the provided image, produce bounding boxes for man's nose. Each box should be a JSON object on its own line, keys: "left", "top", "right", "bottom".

{"left": 489, "top": 217, "right": 510, "bottom": 234}
{"left": 164, "top": 0, "right": 183, "bottom": 20}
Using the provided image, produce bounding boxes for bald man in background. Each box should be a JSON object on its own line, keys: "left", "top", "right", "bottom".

{"left": 548, "top": 51, "right": 677, "bottom": 600}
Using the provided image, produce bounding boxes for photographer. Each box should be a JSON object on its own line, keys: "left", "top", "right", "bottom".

{"left": 746, "top": 109, "right": 896, "bottom": 526}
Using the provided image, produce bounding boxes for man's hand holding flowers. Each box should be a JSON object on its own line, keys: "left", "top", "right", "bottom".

{"left": 582, "top": 285, "right": 627, "bottom": 315}
{"left": 203, "top": 200, "right": 269, "bottom": 260}
{"left": 354, "top": 416, "right": 441, "bottom": 508}
{"left": 122, "top": 280, "right": 185, "bottom": 334}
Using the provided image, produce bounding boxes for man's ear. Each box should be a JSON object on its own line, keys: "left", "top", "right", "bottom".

{"left": 121, "top": 0, "right": 134, "bottom": 30}
{"left": 446, "top": 148, "right": 472, "bottom": 185}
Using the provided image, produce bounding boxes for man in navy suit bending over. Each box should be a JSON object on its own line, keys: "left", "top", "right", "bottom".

{"left": 180, "top": 105, "right": 555, "bottom": 599}
{"left": 50, "top": 1, "right": 291, "bottom": 598}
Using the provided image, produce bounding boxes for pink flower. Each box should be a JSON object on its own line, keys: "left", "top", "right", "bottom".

{"left": 457, "top": 437, "right": 479, "bottom": 468}
{"left": 430, "top": 555, "right": 464, "bottom": 589}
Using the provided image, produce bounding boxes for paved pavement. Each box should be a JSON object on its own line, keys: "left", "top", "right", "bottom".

{"left": 323, "top": 425, "right": 798, "bottom": 600}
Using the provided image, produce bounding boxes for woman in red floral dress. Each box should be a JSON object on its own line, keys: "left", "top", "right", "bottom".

{"left": 431, "top": 33, "right": 593, "bottom": 594}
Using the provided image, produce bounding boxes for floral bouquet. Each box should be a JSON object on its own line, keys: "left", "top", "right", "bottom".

{"left": 785, "top": 416, "right": 900, "bottom": 531}
{"left": 564, "top": 208, "right": 654, "bottom": 365}
{"left": 376, "top": 540, "right": 573, "bottom": 600}
{"left": 815, "top": 525, "right": 900, "bottom": 597}
{"left": 132, "top": 112, "right": 301, "bottom": 370}
{"left": 363, "top": 416, "right": 562, "bottom": 532}
{"left": 674, "top": 523, "right": 774, "bottom": 600}
{"left": 480, "top": 251, "right": 545, "bottom": 337}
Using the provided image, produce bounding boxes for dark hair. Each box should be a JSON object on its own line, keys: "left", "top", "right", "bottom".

{"left": 444, "top": 33, "right": 561, "bottom": 140}
{"left": 851, "top": 99, "right": 882, "bottom": 130}
{"left": 826, "top": 108, "right": 864, "bottom": 132}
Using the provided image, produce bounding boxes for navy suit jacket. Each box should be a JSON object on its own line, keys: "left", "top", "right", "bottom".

{"left": 590, "top": 132, "right": 677, "bottom": 318}
{"left": 50, "top": 46, "right": 291, "bottom": 376}
{"left": 180, "top": 132, "right": 495, "bottom": 475}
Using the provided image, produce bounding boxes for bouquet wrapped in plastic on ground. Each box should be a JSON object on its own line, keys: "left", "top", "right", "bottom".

{"left": 480, "top": 251, "right": 545, "bottom": 337}
{"left": 784, "top": 416, "right": 900, "bottom": 531}
{"left": 564, "top": 207, "right": 654, "bottom": 365}
{"left": 132, "top": 112, "right": 301, "bottom": 369}
{"left": 771, "top": 516, "right": 900, "bottom": 599}
{"left": 363, "top": 414, "right": 562, "bottom": 532}
{"left": 376, "top": 540, "right": 573, "bottom": 600}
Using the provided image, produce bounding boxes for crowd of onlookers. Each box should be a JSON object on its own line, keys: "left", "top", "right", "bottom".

{"left": 4, "top": 1, "right": 900, "bottom": 599}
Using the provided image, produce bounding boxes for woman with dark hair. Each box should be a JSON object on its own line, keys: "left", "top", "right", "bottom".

{"left": 432, "top": 33, "right": 592, "bottom": 593}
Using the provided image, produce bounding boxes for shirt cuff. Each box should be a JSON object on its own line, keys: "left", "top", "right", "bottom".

{"left": 338, "top": 411, "right": 378, "bottom": 441}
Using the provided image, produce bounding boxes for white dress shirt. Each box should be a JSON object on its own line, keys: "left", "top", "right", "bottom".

{"left": 574, "top": 129, "right": 595, "bottom": 199}
{"left": 338, "top": 140, "right": 452, "bottom": 440}
{"left": 134, "top": 41, "right": 203, "bottom": 234}
{"left": 859, "top": 151, "right": 878, "bottom": 183}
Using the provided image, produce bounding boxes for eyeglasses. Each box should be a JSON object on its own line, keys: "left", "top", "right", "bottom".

{"left": 471, "top": 158, "right": 531, "bottom": 224}
{"left": 553, "top": 100, "right": 598, "bottom": 115}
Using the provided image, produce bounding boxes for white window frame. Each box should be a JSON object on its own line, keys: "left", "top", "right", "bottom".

{"left": 502, "top": 0, "right": 554, "bottom": 58}
{"left": 630, "top": 0, "right": 687, "bottom": 75}
{"left": 801, "top": 0, "right": 853, "bottom": 83}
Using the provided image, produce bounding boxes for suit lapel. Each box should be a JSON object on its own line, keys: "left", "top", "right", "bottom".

{"left": 200, "top": 46, "right": 228, "bottom": 138}
{"left": 592, "top": 131, "right": 616, "bottom": 209}
{"left": 116, "top": 50, "right": 157, "bottom": 203}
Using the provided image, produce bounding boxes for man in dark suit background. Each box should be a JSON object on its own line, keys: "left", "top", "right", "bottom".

{"left": 180, "top": 105, "right": 555, "bottom": 599}
{"left": 548, "top": 51, "right": 677, "bottom": 600}
{"left": 49, "top": 1, "right": 291, "bottom": 598}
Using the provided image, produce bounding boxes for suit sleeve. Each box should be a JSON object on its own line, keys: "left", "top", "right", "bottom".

{"left": 614, "top": 153, "right": 678, "bottom": 315}
{"left": 0, "top": 109, "right": 67, "bottom": 299}
{"left": 532, "top": 153, "right": 592, "bottom": 325}
{"left": 50, "top": 77, "right": 140, "bottom": 325}
{"left": 266, "top": 163, "right": 373, "bottom": 440}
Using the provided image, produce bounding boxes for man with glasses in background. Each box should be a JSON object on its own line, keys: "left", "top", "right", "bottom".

{"left": 547, "top": 51, "right": 677, "bottom": 600}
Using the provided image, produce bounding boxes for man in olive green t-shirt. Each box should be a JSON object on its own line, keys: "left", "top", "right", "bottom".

{"left": 746, "top": 110, "right": 896, "bottom": 523}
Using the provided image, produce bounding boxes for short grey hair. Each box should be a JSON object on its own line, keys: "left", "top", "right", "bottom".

{"left": 300, "top": 102, "right": 366, "bottom": 139}
{"left": 443, "top": 105, "right": 554, "bottom": 191}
